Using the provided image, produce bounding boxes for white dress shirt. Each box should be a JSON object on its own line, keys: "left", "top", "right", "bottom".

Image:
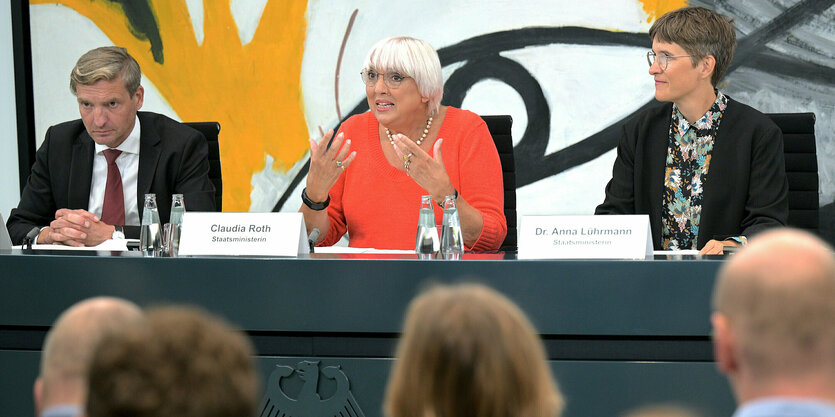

{"left": 88, "top": 116, "right": 141, "bottom": 226}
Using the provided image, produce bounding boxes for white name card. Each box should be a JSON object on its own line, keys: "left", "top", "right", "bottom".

{"left": 518, "top": 215, "right": 652, "bottom": 259}
{"left": 178, "top": 212, "right": 309, "bottom": 257}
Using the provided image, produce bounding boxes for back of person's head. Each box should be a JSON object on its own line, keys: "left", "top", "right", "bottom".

{"left": 648, "top": 6, "right": 736, "bottom": 86}
{"left": 621, "top": 404, "right": 704, "bottom": 417}
{"left": 35, "top": 297, "right": 142, "bottom": 414}
{"left": 85, "top": 306, "right": 259, "bottom": 417}
{"left": 713, "top": 228, "right": 835, "bottom": 381}
{"left": 384, "top": 283, "right": 563, "bottom": 417}
{"left": 70, "top": 46, "right": 141, "bottom": 96}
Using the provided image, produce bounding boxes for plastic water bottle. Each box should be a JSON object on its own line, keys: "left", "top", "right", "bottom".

{"left": 168, "top": 194, "right": 185, "bottom": 257}
{"left": 440, "top": 194, "right": 464, "bottom": 260}
{"left": 140, "top": 193, "right": 162, "bottom": 257}
{"left": 414, "top": 195, "right": 439, "bottom": 259}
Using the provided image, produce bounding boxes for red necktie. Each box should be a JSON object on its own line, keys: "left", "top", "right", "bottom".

{"left": 101, "top": 149, "right": 125, "bottom": 225}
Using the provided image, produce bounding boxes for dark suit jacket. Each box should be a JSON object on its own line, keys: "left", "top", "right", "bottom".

{"left": 595, "top": 98, "right": 789, "bottom": 250}
{"left": 7, "top": 111, "right": 216, "bottom": 244}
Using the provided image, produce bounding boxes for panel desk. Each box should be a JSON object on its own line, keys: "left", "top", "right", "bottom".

{"left": 0, "top": 250, "right": 734, "bottom": 417}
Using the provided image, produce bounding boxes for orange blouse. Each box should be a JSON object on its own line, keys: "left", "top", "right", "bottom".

{"left": 319, "top": 107, "right": 507, "bottom": 251}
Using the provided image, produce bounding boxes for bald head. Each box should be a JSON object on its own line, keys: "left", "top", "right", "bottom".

{"left": 713, "top": 229, "right": 835, "bottom": 380}
{"left": 36, "top": 297, "right": 142, "bottom": 411}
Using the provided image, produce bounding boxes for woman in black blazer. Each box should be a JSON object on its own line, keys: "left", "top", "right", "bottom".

{"left": 596, "top": 6, "right": 788, "bottom": 254}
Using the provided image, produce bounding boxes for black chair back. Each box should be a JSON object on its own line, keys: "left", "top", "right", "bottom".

{"left": 766, "top": 113, "right": 818, "bottom": 234}
{"left": 184, "top": 122, "right": 223, "bottom": 211}
{"left": 481, "top": 115, "right": 517, "bottom": 251}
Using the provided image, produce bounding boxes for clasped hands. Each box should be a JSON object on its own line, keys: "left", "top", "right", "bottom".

{"left": 38, "top": 208, "right": 114, "bottom": 247}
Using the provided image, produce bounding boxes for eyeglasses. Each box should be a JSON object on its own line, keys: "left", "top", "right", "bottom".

{"left": 647, "top": 51, "right": 692, "bottom": 71}
{"left": 361, "top": 69, "right": 410, "bottom": 89}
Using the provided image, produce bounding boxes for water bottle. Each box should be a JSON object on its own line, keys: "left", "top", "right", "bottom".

{"left": 140, "top": 193, "right": 162, "bottom": 257}
{"left": 414, "top": 195, "right": 439, "bottom": 259}
{"left": 439, "top": 194, "right": 464, "bottom": 260}
{"left": 168, "top": 194, "right": 186, "bottom": 257}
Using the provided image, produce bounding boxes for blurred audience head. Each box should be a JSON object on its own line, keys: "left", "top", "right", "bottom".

{"left": 712, "top": 228, "right": 835, "bottom": 402}
{"left": 85, "top": 306, "right": 259, "bottom": 417}
{"left": 384, "top": 283, "right": 563, "bottom": 417}
{"left": 621, "top": 403, "right": 704, "bottom": 417}
{"left": 34, "top": 297, "right": 142, "bottom": 417}
{"left": 649, "top": 6, "right": 736, "bottom": 86}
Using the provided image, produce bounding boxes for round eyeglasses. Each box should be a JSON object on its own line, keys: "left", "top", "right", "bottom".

{"left": 361, "top": 69, "right": 410, "bottom": 89}
{"left": 646, "top": 51, "right": 692, "bottom": 71}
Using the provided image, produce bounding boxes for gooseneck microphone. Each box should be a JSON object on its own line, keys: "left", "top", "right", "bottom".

{"left": 23, "top": 227, "right": 41, "bottom": 250}
{"left": 307, "top": 228, "right": 321, "bottom": 254}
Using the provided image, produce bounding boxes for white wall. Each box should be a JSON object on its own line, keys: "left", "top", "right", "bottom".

{"left": 0, "top": 0, "right": 20, "bottom": 220}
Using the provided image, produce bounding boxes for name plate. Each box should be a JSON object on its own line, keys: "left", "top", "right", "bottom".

{"left": 518, "top": 215, "right": 652, "bottom": 259}
{"left": 178, "top": 212, "right": 309, "bottom": 257}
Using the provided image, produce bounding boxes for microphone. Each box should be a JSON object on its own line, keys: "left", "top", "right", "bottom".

{"left": 307, "top": 228, "right": 320, "bottom": 254}
{"left": 23, "top": 227, "right": 41, "bottom": 250}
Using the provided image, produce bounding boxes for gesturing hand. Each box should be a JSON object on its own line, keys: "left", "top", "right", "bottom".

{"left": 305, "top": 130, "right": 356, "bottom": 202}
{"left": 392, "top": 134, "right": 455, "bottom": 203}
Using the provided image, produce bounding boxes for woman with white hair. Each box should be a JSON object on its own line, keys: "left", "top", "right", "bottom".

{"left": 300, "top": 36, "right": 506, "bottom": 251}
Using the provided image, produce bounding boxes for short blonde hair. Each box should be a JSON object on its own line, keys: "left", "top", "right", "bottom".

{"left": 713, "top": 229, "right": 835, "bottom": 378}
{"left": 649, "top": 7, "right": 736, "bottom": 86}
{"left": 363, "top": 36, "right": 444, "bottom": 116}
{"left": 384, "top": 283, "right": 563, "bottom": 417}
{"left": 70, "top": 46, "right": 141, "bottom": 95}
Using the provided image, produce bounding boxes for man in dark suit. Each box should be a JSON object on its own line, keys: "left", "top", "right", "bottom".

{"left": 595, "top": 7, "right": 788, "bottom": 254}
{"left": 7, "top": 46, "right": 215, "bottom": 246}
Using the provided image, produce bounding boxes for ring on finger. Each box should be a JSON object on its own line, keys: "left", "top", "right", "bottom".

{"left": 335, "top": 160, "right": 342, "bottom": 168}
{"left": 404, "top": 160, "right": 411, "bottom": 170}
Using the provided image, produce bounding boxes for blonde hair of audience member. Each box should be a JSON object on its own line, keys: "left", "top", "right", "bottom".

{"left": 384, "top": 284, "right": 563, "bottom": 417}
{"left": 712, "top": 228, "right": 835, "bottom": 402}
{"left": 85, "top": 306, "right": 259, "bottom": 417}
{"left": 34, "top": 297, "right": 142, "bottom": 416}
{"left": 621, "top": 404, "right": 703, "bottom": 417}
{"left": 70, "top": 46, "right": 141, "bottom": 96}
{"left": 363, "top": 36, "right": 444, "bottom": 116}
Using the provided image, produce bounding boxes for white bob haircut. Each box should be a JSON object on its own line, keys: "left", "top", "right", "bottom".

{"left": 363, "top": 36, "right": 444, "bottom": 116}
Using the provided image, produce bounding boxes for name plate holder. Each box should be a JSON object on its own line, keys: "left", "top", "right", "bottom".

{"left": 178, "top": 212, "right": 309, "bottom": 257}
{"left": 518, "top": 215, "right": 652, "bottom": 259}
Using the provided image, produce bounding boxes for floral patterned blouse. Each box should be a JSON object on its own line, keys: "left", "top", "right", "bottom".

{"left": 661, "top": 90, "right": 728, "bottom": 250}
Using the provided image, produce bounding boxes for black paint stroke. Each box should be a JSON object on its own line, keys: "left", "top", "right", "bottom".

{"left": 730, "top": 0, "right": 835, "bottom": 75}
{"left": 105, "top": 0, "right": 163, "bottom": 63}
{"left": 443, "top": 55, "right": 551, "bottom": 183}
{"left": 272, "top": 6, "right": 834, "bottom": 210}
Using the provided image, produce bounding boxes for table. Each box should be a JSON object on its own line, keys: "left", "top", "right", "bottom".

{"left": 0, "top": 250, "right": 734, "bottom": 417}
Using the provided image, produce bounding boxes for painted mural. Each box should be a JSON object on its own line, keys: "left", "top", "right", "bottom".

{"left": 28, "top": 0, "right": 835, "bottom": 240}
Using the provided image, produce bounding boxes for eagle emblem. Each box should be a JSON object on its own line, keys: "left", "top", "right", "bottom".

{"left": 259, "top": 360, "right": 365, "bottom": 417}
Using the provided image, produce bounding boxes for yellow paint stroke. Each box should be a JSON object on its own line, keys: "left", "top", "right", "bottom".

{"left": 31, "top": 0, "right": 309, "bottom": 212}
{"left": 638, "top": 0, "right": 688, "bottom": 22}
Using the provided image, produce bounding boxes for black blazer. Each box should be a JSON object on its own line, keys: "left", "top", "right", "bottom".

{"left": 7, "top": 111, "right": 216, "bottom": 243}
{"left": 595, "top": 98, "right": 789, "bottom": 250}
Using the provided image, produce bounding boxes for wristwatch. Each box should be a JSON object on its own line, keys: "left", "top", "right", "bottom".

{"left": 301, "top": 188, "right": 330, "bottom": 211}
{"left": 112, "top": 225, "right": 125, "bottom": 240}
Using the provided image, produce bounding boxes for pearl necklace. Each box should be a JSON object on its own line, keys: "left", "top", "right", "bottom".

{"left": 386, "top": 117, "right": 433, "bottom": 146}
